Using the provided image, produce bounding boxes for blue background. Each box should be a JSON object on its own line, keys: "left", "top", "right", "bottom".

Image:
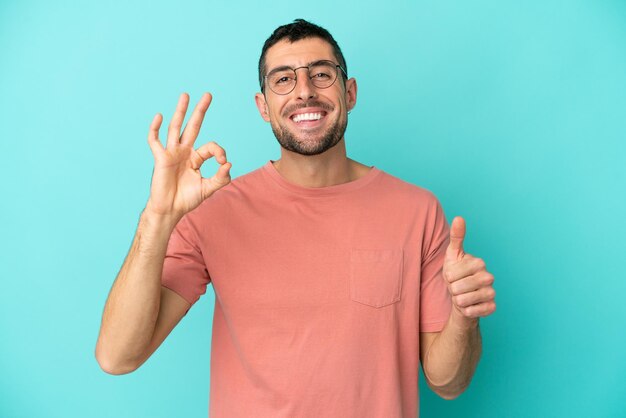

{"left": 1, "top": 0, "right": 625, "bottom": 417}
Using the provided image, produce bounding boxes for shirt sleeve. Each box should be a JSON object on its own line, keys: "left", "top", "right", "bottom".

{"left": 419, "top": 196, "right": 452, "bottom": 332}
{"left": 161, "top": 214, "right": 211, "bottom": 312}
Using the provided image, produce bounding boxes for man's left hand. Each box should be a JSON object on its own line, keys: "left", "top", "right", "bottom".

{"left": 443, "top": 216, "right": 496, "bottom": 323}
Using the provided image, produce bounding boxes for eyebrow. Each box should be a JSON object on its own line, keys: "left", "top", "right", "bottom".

{"left": 266, "top": 60, "right": 334, "bottom": 75}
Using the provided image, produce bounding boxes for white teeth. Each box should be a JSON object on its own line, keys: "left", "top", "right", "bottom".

{"left": 292, "top": 112, "right": 323, "bottom": 123}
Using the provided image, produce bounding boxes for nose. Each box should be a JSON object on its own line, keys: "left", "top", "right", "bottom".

{"left": 293, "top": 67, "right": 317, "bottom": 100}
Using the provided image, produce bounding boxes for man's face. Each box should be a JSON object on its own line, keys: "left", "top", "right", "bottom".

{"left": 255, "top": 37, "right": 357, "bottom": 156}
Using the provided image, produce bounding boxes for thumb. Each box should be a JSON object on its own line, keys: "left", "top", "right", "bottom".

{"left": 446, "top": 216, "right": 466, "bottom": 262}
{"left": 201, "top": 162, "right": 232, "bottom": 199}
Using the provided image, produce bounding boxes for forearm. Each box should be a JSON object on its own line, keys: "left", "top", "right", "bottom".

{"left": 95, "top": 210, "right": 179, "bottom": 374}
{"left": 423, "top": 308, "right": 482, "bottom": 399}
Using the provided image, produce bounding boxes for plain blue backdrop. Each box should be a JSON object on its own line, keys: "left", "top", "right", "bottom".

{"left": 1, "top": 0, "right": 625, "bottom": 417}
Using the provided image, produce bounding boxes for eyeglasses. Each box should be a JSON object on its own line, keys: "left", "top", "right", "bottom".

{"left": 263, "top": 60, "right": 348, "bottom": 95}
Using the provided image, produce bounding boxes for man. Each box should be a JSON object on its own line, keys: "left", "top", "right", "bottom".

{"left": 96, "top": 19, "right": 496, "bottom": 418}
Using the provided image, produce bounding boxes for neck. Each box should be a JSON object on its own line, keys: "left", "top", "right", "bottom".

{"left": 272, "top": 138, "right": 367, "bottom": 188}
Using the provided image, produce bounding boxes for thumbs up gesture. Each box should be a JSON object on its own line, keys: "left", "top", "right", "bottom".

{"left": 443, "top": 217, "right": 496, "bottom": 320}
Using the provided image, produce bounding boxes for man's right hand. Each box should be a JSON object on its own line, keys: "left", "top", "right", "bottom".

{"left": 145, "top": 92, "right": 231, "bottom": 220}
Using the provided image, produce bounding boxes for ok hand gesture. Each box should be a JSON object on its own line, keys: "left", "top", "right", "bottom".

{"left": 145, "top": 93, "right": 232, "bottom": 220}
{"left": 443, "top": 217, "right": 496, "bottom": 321}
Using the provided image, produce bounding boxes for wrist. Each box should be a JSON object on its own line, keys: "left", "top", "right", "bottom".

{"left": 140, "top": 205, "right": 181, "bottom": 235}
{"left": 449, "top": 306, "right": 480, "bottom": 331}
{"left": 143, "top": 201, "right": 183, "bottom": 225}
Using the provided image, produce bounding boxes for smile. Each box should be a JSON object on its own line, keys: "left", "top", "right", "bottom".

{"left": 291, "top": 112, "right": 325, "bottom": 123}
{"left": 288, "top": 105, "right": 331, "bottom": 128}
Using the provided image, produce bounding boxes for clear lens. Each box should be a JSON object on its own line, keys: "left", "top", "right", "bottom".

{"left": 268, "top": 70, "right": 296, "bottom": 95}
{"left": 266, "top": 61, "right": 339, "bottom": 95}
{"left": 308, "top": 63, "right": 337, "bottom": 88}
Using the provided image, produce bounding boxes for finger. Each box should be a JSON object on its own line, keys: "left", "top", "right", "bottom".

{"left": 190, "top": 141, "right": 227, "bottom": 170}
{"left": 445, "top": 256, "right": 486, "bottom": 283}
{"left": 201, "top": 161, "right": 232, "bottom": 198}
{"left": 166, "top": 93, "right": 190, "bottom": 149}
{"left": 180, "top": 92, "right": 212, "bottom": 146}
{"left": 452, "top": 287, "right": 496, "bottom": 308}
{"left": 147, "top": 113, "right": 164, "bottom": 155}
{"left": 449, "top": 271, "right": 494, "bottom": 296}
{"left": 459, "top": 301, "right": 496, "bottom": 318}
{"left": 445, "top": 216, "right": 466, "bottom": 262}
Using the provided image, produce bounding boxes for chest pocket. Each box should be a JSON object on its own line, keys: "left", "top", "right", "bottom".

{"left": 350, "top": 249, "right": 403, "bottom": 308}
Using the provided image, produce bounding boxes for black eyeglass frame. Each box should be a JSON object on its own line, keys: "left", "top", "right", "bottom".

{"left": 262, "top": 60, "right": 348, "bottom": 95}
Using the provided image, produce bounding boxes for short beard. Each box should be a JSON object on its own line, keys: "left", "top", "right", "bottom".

{"left": 270, "top": 100, "right": 348, "bottom": 156}
{"left": 272, "top": 119, "right": 346, "bottom": 156}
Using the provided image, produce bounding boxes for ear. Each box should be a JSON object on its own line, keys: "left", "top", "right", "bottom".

{"left": 344, "top": 77, "right": 357, "bottom": 112}
{"left": 255, "top": 92, "right": 271, "bottom": 122}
